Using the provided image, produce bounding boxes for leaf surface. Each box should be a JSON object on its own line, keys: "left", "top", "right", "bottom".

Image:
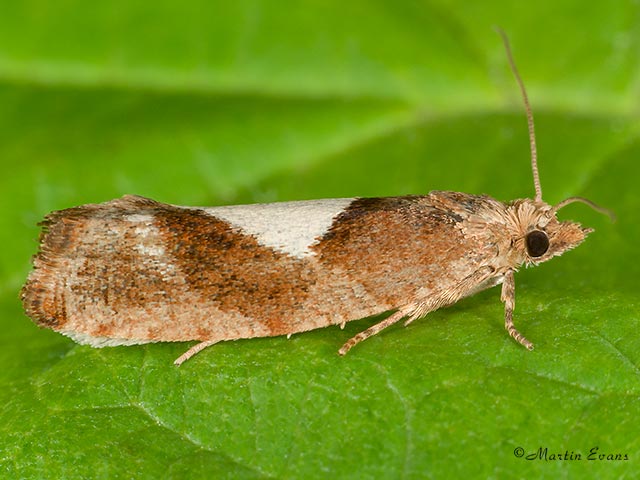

{"left": 1, "top": 1, "right": 639, "bottom": 478}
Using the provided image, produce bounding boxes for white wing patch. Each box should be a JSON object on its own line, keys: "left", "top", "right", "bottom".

{"left": 125, "top": 214, "right": 176, "bottom": 277}
{"left": 127, "top": 214, "right": 166, "bottom": 257}
{"left": 198, "top": 198, "right": 356, "bottom": 258}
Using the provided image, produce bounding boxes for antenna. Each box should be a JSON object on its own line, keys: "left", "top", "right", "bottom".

{"left": 495, "top": 27, "right": 542, "bottom": 203}
{"left": 550, "top": 196, "right": 616, "bottom": 222}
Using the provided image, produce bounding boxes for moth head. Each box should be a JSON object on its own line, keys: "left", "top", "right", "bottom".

{"left": 515, "top": 197, "right": 614, "bottom": 266}
{"left": 495, "top": 30, "right": 614, "bottom": 266}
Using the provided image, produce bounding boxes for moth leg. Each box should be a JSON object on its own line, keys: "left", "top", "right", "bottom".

{"left": 338, "top": 310, "right": 406, "bottom": 356}
{"left": 174, "top": 340, "right": 219, "bottom": 366}
{"left": 338, "top": 265, "right": 494, "bottom": 355}
{"left": 340, "top": 266, "right": 496, "bottom": 356}
{"left": 403, "top": 265, "right": 496, "bottom": 327}
{"left": 501, "top": 270, "right": 534, "bottom": 350}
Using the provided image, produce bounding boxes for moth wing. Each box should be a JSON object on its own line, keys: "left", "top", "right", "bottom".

{"left": 22, "top": 193, "right": 503, "bottom": 347}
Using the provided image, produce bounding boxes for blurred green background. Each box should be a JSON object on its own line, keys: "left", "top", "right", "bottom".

{"left": 1, "top": 1, "right": 639, "bottom": 478}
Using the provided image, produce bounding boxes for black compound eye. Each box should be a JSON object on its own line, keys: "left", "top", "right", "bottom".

{"left": 526, "top": 230, "right": 550, "bottom": 257}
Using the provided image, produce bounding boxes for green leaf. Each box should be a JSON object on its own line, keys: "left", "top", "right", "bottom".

{"left": 2, "top": 1, "right": 638, "bottom": 478}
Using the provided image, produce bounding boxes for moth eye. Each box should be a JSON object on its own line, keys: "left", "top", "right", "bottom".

{"left": 525, "top": 230, "right": 550, "bottom": 257}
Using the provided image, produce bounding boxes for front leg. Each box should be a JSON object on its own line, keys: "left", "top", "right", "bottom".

{"left": 501, "top": 269, "right": 534, "bottom": 350}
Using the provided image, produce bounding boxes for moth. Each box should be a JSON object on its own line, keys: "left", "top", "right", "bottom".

{"left": 22, "top": 31, "right": 612, "bottom": 365}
